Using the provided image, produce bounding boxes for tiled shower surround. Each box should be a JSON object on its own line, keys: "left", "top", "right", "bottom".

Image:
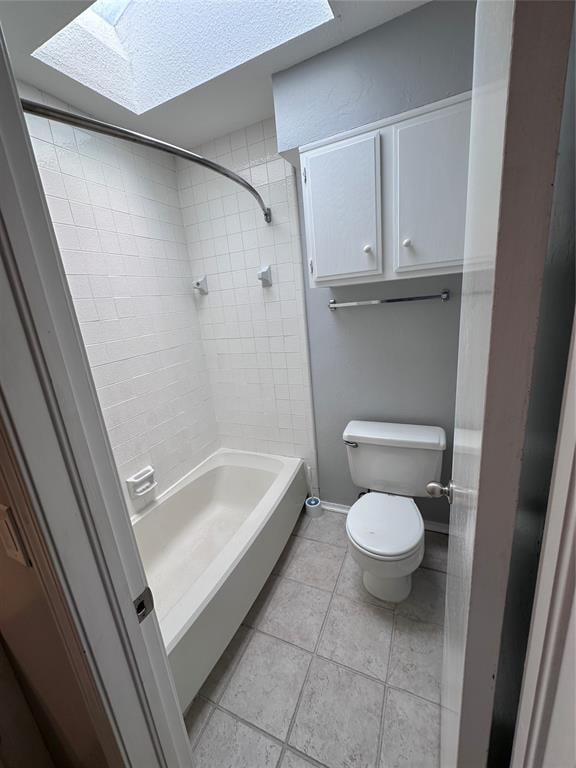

{"left": 23, "top": 81, "right": 316, "bottom": 503}
{"left": 177, "top": 122, "right": 316, "bottom": 485}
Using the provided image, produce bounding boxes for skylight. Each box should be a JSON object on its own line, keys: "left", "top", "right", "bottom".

{"left": 32, "top": 0, "right": 334, "bottom": 115}
{"left": 92, "top": 0, "right": 132, "bottom": 25}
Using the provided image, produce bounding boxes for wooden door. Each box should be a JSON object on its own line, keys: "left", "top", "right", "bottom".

{"left": 0, "top": 421, "right": 117, "bottom": 768}
{"left": 0, "top": 638, "right": 54, "bottom": 768}
{"left": 442, "top": 1, "right": 574, "bottom": 765}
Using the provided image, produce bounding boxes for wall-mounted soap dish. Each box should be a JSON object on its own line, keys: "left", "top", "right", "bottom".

{"left": 126, "top": 466, "right": 157, "bottom": 500}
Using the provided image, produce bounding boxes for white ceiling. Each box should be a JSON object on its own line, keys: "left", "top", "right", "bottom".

{"left": 0, "top": 0, "right": 426, "bottom": 149}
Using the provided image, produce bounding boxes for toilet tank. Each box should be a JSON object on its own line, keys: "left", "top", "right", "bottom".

{"left": 343, "top": 420, "right": 446, "bottom": 497}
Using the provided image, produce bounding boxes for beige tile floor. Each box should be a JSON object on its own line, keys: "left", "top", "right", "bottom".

{"left": 185, "top": 511, "right": 448, "bottom": 768}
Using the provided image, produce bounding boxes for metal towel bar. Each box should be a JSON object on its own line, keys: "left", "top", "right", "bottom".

{"left": 328, "top": 290, "right": 449, "bottom": 311}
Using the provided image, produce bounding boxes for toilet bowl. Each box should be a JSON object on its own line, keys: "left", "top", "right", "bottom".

{"left": 343, "top": 420, "right": 445, "bottom": 602}
{"left": 346, "top": 492, "right": 424, "bottom": 601}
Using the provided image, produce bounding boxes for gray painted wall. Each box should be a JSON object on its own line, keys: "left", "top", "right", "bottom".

{"left": 274, "top": 2, "right": 476, "bottom": 526}
{"left": 273, "top": 1, "right": 476, "bottom": 154}
{"left": 302, "top": 252, "right": 461, "bottom": 525}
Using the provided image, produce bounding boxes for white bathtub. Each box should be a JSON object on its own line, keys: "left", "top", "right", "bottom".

{"left": 132, "top": 448, "right": 307, "bottom": 712}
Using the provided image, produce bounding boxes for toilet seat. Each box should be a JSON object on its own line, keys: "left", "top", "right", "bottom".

{"left": 346, "top": 492, "right": 424, "bottom": 558}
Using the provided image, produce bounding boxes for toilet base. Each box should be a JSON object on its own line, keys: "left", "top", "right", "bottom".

{"left": 362, "top": 570, "right": 412, "bottom": 602}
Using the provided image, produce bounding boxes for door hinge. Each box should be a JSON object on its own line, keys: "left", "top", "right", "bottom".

{"left": 303, "top": 168, "right": 307, "bottom": 183}
{"left": 134, "top": 586, "right": 154, "bottom": 623}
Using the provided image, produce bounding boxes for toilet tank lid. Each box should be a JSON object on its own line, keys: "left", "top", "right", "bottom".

{"left": 343, "top": 421, "right": 446, "bottom": 451}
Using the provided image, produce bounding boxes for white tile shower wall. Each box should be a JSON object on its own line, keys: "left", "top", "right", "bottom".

{"left": 177, "top": 119, "right": 317, "bottom": 490}
{"left": 21, "top": 82, "right": 218, "bottom": 502}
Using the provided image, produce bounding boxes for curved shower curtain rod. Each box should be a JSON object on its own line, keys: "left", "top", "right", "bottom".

{"left": 21, "top": 99, "right": 272, "bottom": 223}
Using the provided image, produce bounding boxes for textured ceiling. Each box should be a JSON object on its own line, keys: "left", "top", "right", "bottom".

{"left": 0, "top": 0, "right": 427, "bottom": 148}
{"left": 33, "top": 0, "right": 335, "bottom": 114}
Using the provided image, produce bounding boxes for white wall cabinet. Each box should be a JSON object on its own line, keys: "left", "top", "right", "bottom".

{"left": 394, "top": 100, "right": 471, "bottom": 274}
{"left": 302, "top": 133, "right": 382, "bottom": 283}
{"left": 300, "top": 94, "right": 471, "bottom": 287}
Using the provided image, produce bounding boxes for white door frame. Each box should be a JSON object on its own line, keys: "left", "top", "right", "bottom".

{"left": 0, "top": 29, "right": 192, "bottom": 768}
{"left": 443, "top": 1, "right": 574, "bottom": 765}
{"left": 511, "top": 315, "right": 576, "bottom": 768}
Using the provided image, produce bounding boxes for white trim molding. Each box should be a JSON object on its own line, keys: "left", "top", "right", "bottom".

{"left": 320, "top": 500, "right": 350, "bottom": 515}
{"left": 320, "top": 498, "right": 449, "bottom": 535}
{"left": 0, "top": 30, "right": 191, "bottom": 767}
{"left": 511, "top": 314, "right": 576, "bottom": 768}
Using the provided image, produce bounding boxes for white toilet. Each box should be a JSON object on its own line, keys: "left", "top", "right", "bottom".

{"left": 343, "top": 420, "right": 446, "bottom": 602}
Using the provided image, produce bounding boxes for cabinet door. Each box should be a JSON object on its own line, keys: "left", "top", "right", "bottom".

{"left": 302, "top": 133, "right": 381, "bottom": 284}
{"left": 394, "top": 100, "right": 470, "bottom": 273}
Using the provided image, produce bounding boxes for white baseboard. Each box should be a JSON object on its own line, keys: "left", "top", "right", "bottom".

{"left": 320, "top": 500, "right": 350, "bottom": 515}
{"left": 320, "top": 498, "right": 449, "bottom": 535}
{"left": 423, "top": 520, "right": 449, "bottom": 534}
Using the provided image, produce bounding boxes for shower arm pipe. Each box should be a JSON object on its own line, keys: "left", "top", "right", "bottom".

{"left": 20, "top": 99, "right": 272, "bottom": 223}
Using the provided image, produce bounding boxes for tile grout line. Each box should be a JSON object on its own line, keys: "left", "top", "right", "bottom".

{"left": 244, "top": 621, "right": 410, "bottom": 693}
{"left": 189, "top": 624, "right": 257, "bottom": 757}
{"left": 186, "top": 697, "right": 215, "bottom": 754}
{"left": 377, "top": 602, "right": 399, "bottom": 766}
{"left": 208, "top": 700, "right": 332, "bottom": 767}
{"left": 280, "top": 745, "right": 333, "bottom": 768}
{"left": 250, "top": 571, "right": 337, "bottom": 597}
{"left": 211, "top": 698, "right": 335, "bottom": 768}
{"left": 191, "top": 638, "right": 440, "bottom": 764}
{"left": 291, "top": 524, "right": 446, "bottom": 623}
{"left": 385, "top": 681, "right": 442, "bottom": 708}
{"left": 376, "top": 687, "right": 388, "bottom": 768}
{"left": 190, "top": 517, "right": 342, "bottom": 762}
{"left": 311, "top": 545, "right": 348, "bottom": 659}
{"left": 277, "top": 537, "right": 349, "bottom": 766}
{"left": 190, "top": 518, "right": 446, "bottom": 764}
{"left": 211, "top": 701, "right": 286, "bottom": 747}
{"left": 213, "top": 630, "right": 254, "bottom": 706}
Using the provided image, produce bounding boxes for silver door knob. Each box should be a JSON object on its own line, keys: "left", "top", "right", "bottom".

{"left": 426, "top": 481, "right": 454, "bottom": 504}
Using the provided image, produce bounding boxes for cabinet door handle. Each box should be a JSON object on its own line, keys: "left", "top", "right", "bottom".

{"left": 402, "top": 238, "right": 412, "bottom": 247}
{"left": 363, "top": 244, "right": 373, "bottom": 254}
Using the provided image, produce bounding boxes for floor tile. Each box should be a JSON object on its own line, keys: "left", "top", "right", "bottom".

{"left": 289, "top": 657, "right": 384, "bottom": 768}
{"left": 190, "top": 531, "right": 447, "bottom": 767}
{"left": 247, "top": 576, "right": 331, "bottom": 651}
{"left": 380, "top": 688, "right": 440, "bottom": 768}
{"left": 245, "top": 575, "right": 276, "bottom": 623}
{"left": 273, "top": 535, "right": 299, "bottom": 576}
{"left": 317, "top": 594, "right": 394, "bottom": 681}
{"left": 300, "top": 510, "right": 348, "bottom": 547}
{"left": 293, "top": 510, "right": 311, "bottom": 537}
{"left": 421, "top": 532, "right": 448, "bottom": 573}
{"left": 200, "top": 625, "right": 253, "bottom": 703}
{"left": 278, "top": 536, "right": 345, "bottom": 592}
{"left": 221, "top": 631, "right": 311, "bottom": 740}
{"left": 193, "top": 709, "right": 281, "bottom": 768}
{"left": 396, "top": 568, "right": 446, "bottom": 625}
{"left": 280, "top": 750, "right": 319, "bottom": 768}
{"left": 184, "top": 696, "right": 213, "bottom": 748}
{"left": 387, "top": 616, "right": 443, "bottom": 704}
{"left": 336, "top": 552, "right": 396, "bottom": 610}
